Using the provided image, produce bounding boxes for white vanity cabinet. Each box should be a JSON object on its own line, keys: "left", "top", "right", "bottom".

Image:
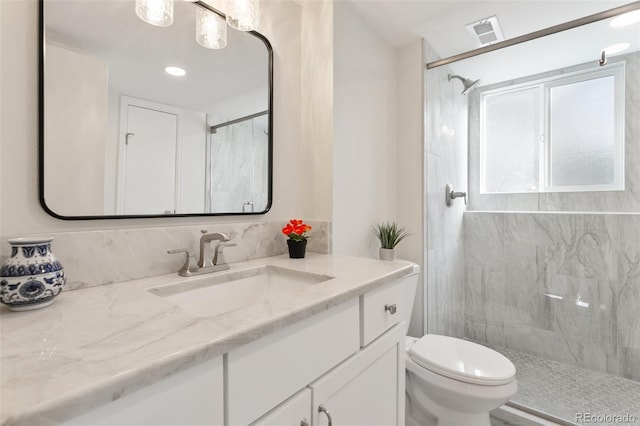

{"left": 251, "top": 324, "right": 405, "bottom": 426}
{"left": 227, "top": 299, "right": 361, "bottom": 425}
{"left": 249, "top": 273, "right": 416, "bottom": 426}
{"left": 309, "top": 324, "right": 406, "bottom": 426}
{"left": 62, "top": 356, "right": 224, "bottom": 426}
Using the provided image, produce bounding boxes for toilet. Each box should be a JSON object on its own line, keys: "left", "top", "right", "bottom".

{"left": 405, "top": 334, "right": 517, "bottom": 426}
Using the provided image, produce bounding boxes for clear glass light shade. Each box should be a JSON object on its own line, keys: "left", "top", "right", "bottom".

{"left": 135, "top": 0, "right": 174, "bottom": 27}
{"left": 196, "top": 8, "right": 227, "bottom": 49}
{"left": 226, "top": 0, "right": 260, "bottom": 31}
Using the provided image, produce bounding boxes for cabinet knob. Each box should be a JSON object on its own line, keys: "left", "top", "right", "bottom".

{"left": 318, "top": 404, "right": 333, "bottom": 426}
{"left": 385, "top": 304, "right": 397, "bottom": 315}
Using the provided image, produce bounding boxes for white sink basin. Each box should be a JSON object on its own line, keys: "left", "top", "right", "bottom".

{"left": 148, "top": 265, "right": 333, "bottom": 317}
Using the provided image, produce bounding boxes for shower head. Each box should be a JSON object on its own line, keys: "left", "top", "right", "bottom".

{"left": 448, "top": 74, "right": 481, "bottom": 95}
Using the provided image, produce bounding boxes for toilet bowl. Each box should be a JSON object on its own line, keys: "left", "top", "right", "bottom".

{"left": 405, "top": 334, "right": 517, "bottom": 426}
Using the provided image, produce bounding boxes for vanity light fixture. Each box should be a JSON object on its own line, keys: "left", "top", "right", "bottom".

{"left": 165, "top": 66, "right": 186, "bottom": 76}
{"left": 610, "top": 9, "right": 640, "bottom": 28}
{"left": 603, "top": 42, "right": 630, "bottom": 55}
{"left": 135, "top": 0, "right": 174, "bottom": 27}
{"left": 136, "top": 0, "right": 259, "bottom": 51}
{"left": 196, "top": 8, "right": 227, "bottom": 49}
{"left": 226, "top": 0, "right": 260, "bottom": 31}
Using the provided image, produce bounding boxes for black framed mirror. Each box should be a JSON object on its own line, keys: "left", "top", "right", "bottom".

{"left": 39, "top": 0, "right": 273, "bottom": 219}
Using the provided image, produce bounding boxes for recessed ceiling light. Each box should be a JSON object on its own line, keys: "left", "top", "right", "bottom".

{"left": 610, "top": 10, "right": 640, "bottom": 28}
{"left": 164, "top": 66, "right": 186, "bottom": 76}
{"left": 603, "top": 43, "right": 630, "bottom": 55}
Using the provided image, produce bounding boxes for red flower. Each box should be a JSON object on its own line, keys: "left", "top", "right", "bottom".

{"left": 282, "top": 219, "right": 312, "bottom": 241}
{"left": 282, "top": 224, "right": 294, "bottom": 235}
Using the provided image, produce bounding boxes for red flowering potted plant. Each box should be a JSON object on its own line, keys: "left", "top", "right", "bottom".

{"left": 282, "top": 219, "right": 312, "bottom": 258}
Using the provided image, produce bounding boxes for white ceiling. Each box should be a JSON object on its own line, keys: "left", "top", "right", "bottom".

{"left": 346, "top": 0, "right": 640, "bottom": 86}
{"left": 346, "top": 0, "right": 633, "bottom": 54}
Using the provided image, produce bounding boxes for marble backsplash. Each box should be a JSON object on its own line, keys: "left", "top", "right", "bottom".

{"left": 464, "top": 211, "right": 639, "bottom": 381}
{"left": 0, "top": 220, "right": 331, "bottom": 291}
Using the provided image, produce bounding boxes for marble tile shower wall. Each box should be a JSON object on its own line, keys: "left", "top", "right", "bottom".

{"left": 0, "top": 221, "right": 331, "bottom": 291}
{"left": 464, "top": 211, "right": 639, "bottom": 380}
{"left": 425, "top": 42, "right": 466, "bottom": 339}
{"left": 467, "top": 52, "right": 640, "bottom": 212}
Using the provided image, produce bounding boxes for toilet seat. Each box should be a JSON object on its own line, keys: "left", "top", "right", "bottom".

{"left": 408, "top": 335, "right": 516, "bottom": 386}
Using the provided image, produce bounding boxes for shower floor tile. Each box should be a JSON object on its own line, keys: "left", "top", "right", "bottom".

{"left": 489, "top": 344, "right": 640, "bottom": 425}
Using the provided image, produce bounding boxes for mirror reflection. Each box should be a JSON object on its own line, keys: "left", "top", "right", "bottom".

{"left": 41, "top": 0, "right": 272, "bottom": 218}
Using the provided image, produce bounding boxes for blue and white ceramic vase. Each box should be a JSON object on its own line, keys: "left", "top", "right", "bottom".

{"left": 0, "top": 237, "right": 65, "bottom": 311}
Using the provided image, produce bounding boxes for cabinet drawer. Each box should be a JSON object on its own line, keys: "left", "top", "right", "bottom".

{"left": 227, "top": 299, "right": 360, "bottom": 426}
{"left": 360, "top": 272, "right": 418, "bottom": 347}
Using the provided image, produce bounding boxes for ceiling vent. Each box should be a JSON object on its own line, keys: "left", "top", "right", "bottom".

{"left": 466, "top": 15, "right": 504, "bottom": 47}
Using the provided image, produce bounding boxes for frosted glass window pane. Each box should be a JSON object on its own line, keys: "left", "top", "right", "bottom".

{"left": 550, "top": 76, "right": 615, "bottom": 187}
{"left": 483, "top": 88, "right": 539, "bottom": 193}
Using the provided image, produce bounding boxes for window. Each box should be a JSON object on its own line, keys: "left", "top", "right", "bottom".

{"left": 480, "top": 64, "right": 625, "bottom": 194}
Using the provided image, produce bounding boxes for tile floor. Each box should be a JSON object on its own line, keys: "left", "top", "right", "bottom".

{"left": 490, "top": 345, "right": 640, "bottom": 426}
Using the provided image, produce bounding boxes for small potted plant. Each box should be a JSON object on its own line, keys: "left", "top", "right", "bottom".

{"left": 282, "top": 219, "right": 312, "bottom": 258}
{"left": 371, "top": 221, "right": 412, "bottom": 261}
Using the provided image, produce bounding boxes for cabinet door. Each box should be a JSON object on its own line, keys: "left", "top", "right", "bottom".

{"left": 62, "top": 356, "right": 223, "bottom": 426}
{"left": 309, "top": 324, "right": 405, "bottom": 426}
{"left": 252, "top": 389, "right": 312, "bottom": 426}
{"left": 227, "top": 299, "right": 359, "bottom": 425}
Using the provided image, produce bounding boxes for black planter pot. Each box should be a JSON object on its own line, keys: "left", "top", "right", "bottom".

{"left": 287, "top": 239, "right": 307, "bottom": 259}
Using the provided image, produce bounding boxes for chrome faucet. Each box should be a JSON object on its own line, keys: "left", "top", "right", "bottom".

{"left": 198, "top": 231, "right": 230, "bottom": 267}
{"left": 167, "top": 230, "right": 236, "bottom": 277}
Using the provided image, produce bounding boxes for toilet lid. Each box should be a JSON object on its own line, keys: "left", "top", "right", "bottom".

{"left": 408, "top": 335, "right": 516, "bottom": 385}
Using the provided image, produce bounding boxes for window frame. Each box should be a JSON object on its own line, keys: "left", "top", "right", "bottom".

{"left": 479, "top": 62, "right": 625, "bottom": 194}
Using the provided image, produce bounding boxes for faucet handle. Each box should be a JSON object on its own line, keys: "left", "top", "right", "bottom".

{"left": 167, "top": 248, "right": 195, "bottom": 276}
{"left": 213, "top": 243, "right": 237, "bottom": 266}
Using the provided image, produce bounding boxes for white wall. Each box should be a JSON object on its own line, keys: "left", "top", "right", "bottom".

{"left": 0, "top": 0, "right": 309, "bottom": 241}
{"left": 301, "top": 0, "right": 334, "bottom": 221}
{"left": 44, "top": 43, "right": 108, "bottom": 216}
{"left": 333, "top": 0, "right": 397, "bottom": 258}
{"left": 332, "top": 1, "right": 425, "bottom": 335}
{"left": 177, "top": 109, "right": 207, "bottom": 213}
{"left": 395, "top": 41, "right": 425, "bottom": 337}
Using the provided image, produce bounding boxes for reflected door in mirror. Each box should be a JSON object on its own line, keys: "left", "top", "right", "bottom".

{"left": 119, "top": 105, "right": 177, "bottom": 215}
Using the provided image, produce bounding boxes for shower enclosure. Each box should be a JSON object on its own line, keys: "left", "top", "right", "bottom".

{"left": 424, "top": 3, "right": 640, "bottom": 424}
{"left": 206, "top": 112, "right": 269, "bottom": 213}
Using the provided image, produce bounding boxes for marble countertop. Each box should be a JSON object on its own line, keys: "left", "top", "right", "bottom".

{"left": 0, "top": 254, "right": 416, "bottom": 426}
